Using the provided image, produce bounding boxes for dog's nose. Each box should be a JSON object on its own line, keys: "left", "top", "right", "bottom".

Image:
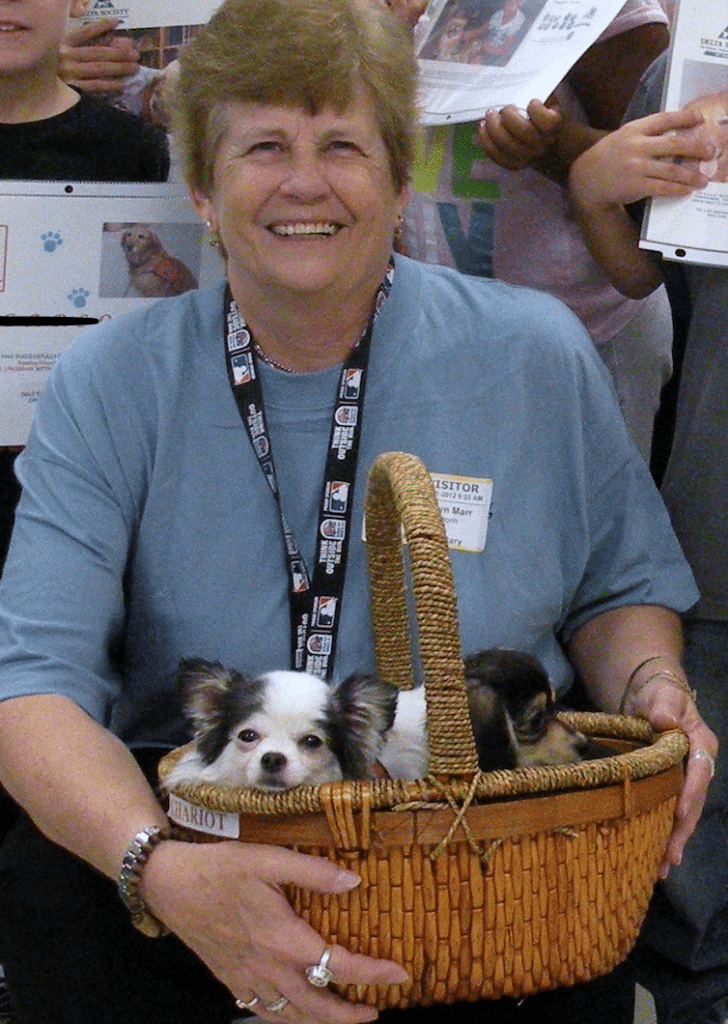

{"left": 261, "top": 751, "right": 287, "bottom": 772}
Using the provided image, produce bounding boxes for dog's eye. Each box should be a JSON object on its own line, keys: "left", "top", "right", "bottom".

{"left": 528, "top": 710, "right": 547, "bottom": 735}
{"left": 237, "top": 728, "right": 259, "bottom": 744}
{"left": 299, "top": 734, "right": 324, "bottom": 750}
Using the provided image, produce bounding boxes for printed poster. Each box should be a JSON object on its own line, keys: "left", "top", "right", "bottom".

{"left": 0, "top": 184, "right": 225, "bottom": 445}
{"left": 416, "top": 0, "right": 628, "bottom": 124}
{"left": 640, "top": 0, "right": 728, "bottom": 266}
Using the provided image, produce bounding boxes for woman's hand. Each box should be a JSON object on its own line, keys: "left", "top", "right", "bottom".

{"left": 477, "top": 98, "right": 562, "bottom": 171}
{"left": 59, "top": 18, "right": 139, "bottom": 95}
{"left": 143, "top": 840, "right": 409, "bottom": 1023}
{"left": 621, "top": 676, "right": 718, "bottom": 878}
{"left": 567, "top": 607, "right": 718, "bottom": 877}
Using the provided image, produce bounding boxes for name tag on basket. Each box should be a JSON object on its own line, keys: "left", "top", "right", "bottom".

{"left": 431, "top": 474, "right": 492, "bottom": 552}
{"left": 167, "top": 794, "right": 240, "bottom": 838}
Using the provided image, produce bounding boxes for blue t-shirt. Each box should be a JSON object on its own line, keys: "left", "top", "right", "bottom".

{"left": 0, "top": 255, "right": 697, "bottom": 746}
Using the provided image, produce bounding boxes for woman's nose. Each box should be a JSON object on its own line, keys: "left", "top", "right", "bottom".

{"left": 277, "top": 152, "right": 330, "bottom": 200}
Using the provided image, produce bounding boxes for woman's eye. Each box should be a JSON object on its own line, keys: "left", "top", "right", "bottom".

{"left": 328, "top": 139, "right": 360, "bottom": 153}
{"left": 237, "top": 728, "right": 259, "bottom": 743}
{"left": 247, "top": 141, "right": 283, "bottom": 156}
{"left": 299, "top": 734, "right": 324, "bottom": 750}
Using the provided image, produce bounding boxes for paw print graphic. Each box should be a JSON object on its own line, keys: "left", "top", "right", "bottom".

{"left": 67, "top": 288, "right": 90, "bottom": 308}
{"left": 41, "top": 231, "right": 63, "bottom": 253}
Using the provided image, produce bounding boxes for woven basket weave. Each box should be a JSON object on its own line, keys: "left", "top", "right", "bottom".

{"left": 159, "top": 450, "right": 688, "bottom": 1008}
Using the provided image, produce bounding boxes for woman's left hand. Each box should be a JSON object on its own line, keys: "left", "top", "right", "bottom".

{"left": 621, "top": 678, "right": 718, "bottom": 876}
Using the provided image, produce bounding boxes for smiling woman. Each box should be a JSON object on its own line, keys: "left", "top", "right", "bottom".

{"left": 186, "top": 97, "right": 408, "bottom": 370}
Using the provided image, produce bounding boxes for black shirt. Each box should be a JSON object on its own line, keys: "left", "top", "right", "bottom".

{"left": 0, "top": 91, "right": 169, "bottom": 182}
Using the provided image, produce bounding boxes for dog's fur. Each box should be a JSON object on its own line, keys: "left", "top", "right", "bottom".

{"left": 164, "top": 660, "right": 399, "bottom": 792}
{"left": 121, "top": 224, "right": 198, "bottom": 298}
{"left": 165, "top": 650, "right": 611, "bottom": 792}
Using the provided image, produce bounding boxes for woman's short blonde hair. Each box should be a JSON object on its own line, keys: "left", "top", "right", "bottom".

{"left": 171, "top": 0, "right": 419, "bottom": 196}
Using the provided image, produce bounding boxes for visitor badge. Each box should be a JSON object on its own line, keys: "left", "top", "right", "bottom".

{"left": 430, "top": 474, "right": 492, "bottom": 553}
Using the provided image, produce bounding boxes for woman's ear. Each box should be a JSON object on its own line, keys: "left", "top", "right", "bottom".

{"left": 189, "top": 188, "right": 217, "bottom": 232}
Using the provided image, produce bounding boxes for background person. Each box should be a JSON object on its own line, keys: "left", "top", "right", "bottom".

{"left": 404, "top": 0, "right": 672, "bottom": 466}
{"left": 569, "top": 52, "right": 728, "bottom": 1024}
{"left": 0, "top": 0, "right": 169, "bottom": 581}
{"left": 0, "top": 2, "right": 717, "bottom": 1023}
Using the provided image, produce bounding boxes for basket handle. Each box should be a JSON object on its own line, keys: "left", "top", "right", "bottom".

{"left": 365, "top": 452, "right": 479, "bottom": 776}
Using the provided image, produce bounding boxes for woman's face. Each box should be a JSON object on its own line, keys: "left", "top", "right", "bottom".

{"left": 192, "top": 92, "right": 408, "bottom": 307}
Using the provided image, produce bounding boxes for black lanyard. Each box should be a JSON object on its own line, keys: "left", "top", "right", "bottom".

{"left": 223, "top": 262, "right": 394, "bottom": 678}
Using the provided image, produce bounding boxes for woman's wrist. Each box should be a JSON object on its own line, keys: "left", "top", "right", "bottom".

{"left": 118, "top": 823, "right": 188, "bottom": 937}
{"left": 619, "top": 655, "right": 696, "bottom": 714}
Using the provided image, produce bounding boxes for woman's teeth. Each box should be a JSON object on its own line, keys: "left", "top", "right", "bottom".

{"left": 270, "top": 223, "right": 339, "bottom": 236}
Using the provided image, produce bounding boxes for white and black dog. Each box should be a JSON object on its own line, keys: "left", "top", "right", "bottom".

{"left": 163, "top": 650, "right": 609, "bottom": 792}
{"left": 164, "top": 661, "right": 399, "bottom": 791}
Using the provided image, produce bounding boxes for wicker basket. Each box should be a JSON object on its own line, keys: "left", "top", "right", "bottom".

{"left": 159, "top": 451, "right": 688, "bottom": 1009}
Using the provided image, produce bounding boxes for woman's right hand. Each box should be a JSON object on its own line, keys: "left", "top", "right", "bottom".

{"left": 142, "top": 840, "right": 409, "bottom": 1023}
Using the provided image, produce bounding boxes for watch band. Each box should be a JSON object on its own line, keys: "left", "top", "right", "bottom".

{"left": 117, "top": 824, "right": 184, "bottom": 937}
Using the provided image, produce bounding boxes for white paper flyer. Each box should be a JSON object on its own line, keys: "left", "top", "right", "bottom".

{"left": 640, "top": 0, "right": 728, "bottom": 267}
{"left": 416, "top": 0, "right": 628, "bottom": 125}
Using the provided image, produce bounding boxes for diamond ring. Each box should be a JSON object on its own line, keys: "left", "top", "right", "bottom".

{"left": 265, "top": 995, "right": 289, "bottom": 1014}
{"left": 305, "top": 944, "right": 335, "bottom": 988}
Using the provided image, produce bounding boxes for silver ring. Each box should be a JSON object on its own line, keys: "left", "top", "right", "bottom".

{"left": 265, "top": 996, "right": 289, "bottom": 1014}
{"left": 692, "top": 749, "right": 716, "bottom": 778}
{"left": 305, "top": 943, "right": 335, "bottom": 987}
{"left": 235, "top": 995, "right": 259, "bottom": 1011}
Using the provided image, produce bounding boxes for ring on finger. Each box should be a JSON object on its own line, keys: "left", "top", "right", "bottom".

{"left": 235, "top": 994, "right": 260, "bottom": 1011}
{"left": 692, "top": 749, "right": 716, "bottom": 778}
{"left": 265, "top": 995, "right": 290, "bottom": 1014}
{"left": 305, "top": 943, "right": 335, "bottom": 988}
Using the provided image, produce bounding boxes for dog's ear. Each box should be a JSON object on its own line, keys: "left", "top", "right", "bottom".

{"left": 328, "top": 674, "right": 399, "bottom": 779}
{"left": 176, "top": 658, "right": 240, "bottom": 729}
{"left": 465, "top": 648, "right": 552, "bottom": 709}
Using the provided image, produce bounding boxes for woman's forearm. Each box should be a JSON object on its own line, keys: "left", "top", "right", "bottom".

{"left": 567, "top": 604, "right": 683, "bottom": 713}
{"left": 0, "top": 693, "right": 168, "bottom": 880}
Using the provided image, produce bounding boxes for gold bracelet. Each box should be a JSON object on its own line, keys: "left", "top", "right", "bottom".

{"left": 640, "top": 669, "right": 697, "bottom": 702}
{"left": 626, "top": 655, "right": 670, "bottom": 691}
{"left": 620, "top": 668, "right": 697, "bottom": 714}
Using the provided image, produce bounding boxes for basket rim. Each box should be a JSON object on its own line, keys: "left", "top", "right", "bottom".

{"left": 158, "top": 711, "right": 689, "bottom": 817}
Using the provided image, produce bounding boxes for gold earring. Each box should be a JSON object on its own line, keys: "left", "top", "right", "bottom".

{"left": 393, "top": 215, "right": 407, "bottom": 254}
{"left": 206, "top": 221, "right": 221, "bottom": 248}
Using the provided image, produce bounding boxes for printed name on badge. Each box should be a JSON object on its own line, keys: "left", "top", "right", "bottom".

{"left": 430, "top": 473, "right": 492, "bottom": 552}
